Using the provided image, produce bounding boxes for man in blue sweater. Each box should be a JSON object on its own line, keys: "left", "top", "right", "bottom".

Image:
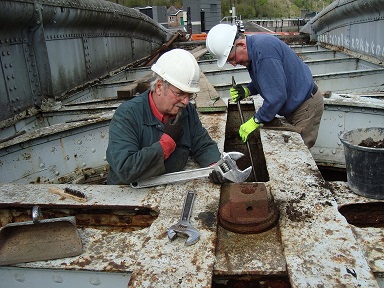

{"left": 206, "top": 24, "right": 324, "bottom": 148}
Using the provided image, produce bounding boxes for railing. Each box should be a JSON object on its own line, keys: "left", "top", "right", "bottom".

{"left": 0, "top": 0, "right": 171, "bottom": 124}
{"left": 302, "top": 0, "right": 384, "bottom": 64}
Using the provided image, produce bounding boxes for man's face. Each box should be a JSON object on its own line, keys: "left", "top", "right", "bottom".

{"left": 227, "top": 40, "right": 249, "bottom": 67}
{"left": 155, "top": 80, "right": 196, "bottom": 116}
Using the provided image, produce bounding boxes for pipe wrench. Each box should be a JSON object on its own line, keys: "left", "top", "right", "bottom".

{"left": 130, "top": 151, "right": 252, "bottom": 188}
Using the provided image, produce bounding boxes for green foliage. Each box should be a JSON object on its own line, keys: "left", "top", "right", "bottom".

{"left": 109, "top": 0, "right": 333, "bottom": 19}
{"left": 223, "top": 0, "right": 332, "bottom": 19}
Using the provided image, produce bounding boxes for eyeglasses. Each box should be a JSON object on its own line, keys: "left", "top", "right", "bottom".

{"left": 227, "top": 45, "right": 238, "bottom": 65}
{"left": 166, "top": 83, "right": 197, "bottom": 101}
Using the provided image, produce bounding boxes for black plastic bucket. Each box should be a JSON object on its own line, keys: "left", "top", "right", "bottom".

{"left": 339, "top": 127, "right": 384, "bottom": 199}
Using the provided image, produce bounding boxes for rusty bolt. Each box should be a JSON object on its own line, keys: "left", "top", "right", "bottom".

{"left": 282, "top": 133, "right": 291, "bottom": 143}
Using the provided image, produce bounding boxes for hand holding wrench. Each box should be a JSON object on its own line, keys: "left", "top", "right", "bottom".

{"left": 130, "top": 151, "right": 252, "bottom": 188}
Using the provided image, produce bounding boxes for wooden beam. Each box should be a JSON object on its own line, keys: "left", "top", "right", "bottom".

{"left": 196, "top": 72, "right": 227, "bottom": 113}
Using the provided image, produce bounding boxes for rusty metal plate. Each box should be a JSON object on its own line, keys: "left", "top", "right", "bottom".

{"left": 0, "top": 218, "right": 82, "bottom": 266}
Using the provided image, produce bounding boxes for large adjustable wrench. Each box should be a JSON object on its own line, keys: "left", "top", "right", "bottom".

{"left": 130, "top": 151, "right": 252, "bottom": 188}
{"left": 168, "top": 190, "right": 199, "bottom": 246}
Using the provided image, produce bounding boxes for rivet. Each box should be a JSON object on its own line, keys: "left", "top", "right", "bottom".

{"left": 15, "top": 272, "right": 25, "bottom": 282}
{"left": 40, "top": 163, "right": 45, "bottom": 168}
{"left": 91, "top": 148, "right": 96, "bottom": 153}
{"left": 90, "top": 277, "right": 101, "bottom": 285}
{"left": 55, "top": 171, "right": 60, "bottom": 176}
{"left": 282, "top": 133, "right": 291, "bottom": 143}
{"left": 52, "top": 275, "right": 63, "bottom": 283}
{"left": 82, "top": 163, "right": 87, "bottom": 167}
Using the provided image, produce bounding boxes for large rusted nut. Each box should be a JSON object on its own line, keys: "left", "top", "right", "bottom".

{"left": 218, "top": 183, "right": 279, "bottom": 234}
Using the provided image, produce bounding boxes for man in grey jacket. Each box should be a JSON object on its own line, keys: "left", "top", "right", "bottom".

{"left": 106, "top": 49, "right": 223, "bottom": 185}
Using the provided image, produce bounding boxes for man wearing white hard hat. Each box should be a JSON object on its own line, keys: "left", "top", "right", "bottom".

{"left": 106, "top": 49, "right": 223, "bottom": 185}
{"left": 206, "top": 24, "right": 324, "bottom": 149}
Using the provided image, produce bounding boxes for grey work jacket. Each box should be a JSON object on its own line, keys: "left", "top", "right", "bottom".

{"left": 106, "top": 90, "right": 221, "bottom": 185}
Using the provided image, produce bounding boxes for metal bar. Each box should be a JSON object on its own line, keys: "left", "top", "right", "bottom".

{"left": 130, "top": 167, "right": 213, "bottom": 188}
{"left": 232, "top": 76, "right": 258, "bottom": 181}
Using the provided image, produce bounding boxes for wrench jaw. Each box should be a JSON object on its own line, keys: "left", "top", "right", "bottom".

{"left": 167, "top": 225, "right": 200, "bottom": 246}
{"left": 223, "top": 166, "right": 252, "bottom": 183}
{"left": 214, "top": 152, "right": 252, "bottom": 183}
{"left": 184, "top": 230, "right": 200, "bottom": 246}
{"left": 167, "top": 228, "right": 177, "bottom": 241}
{"left": 222, "top": 151, "right": 244, "bottom": 161}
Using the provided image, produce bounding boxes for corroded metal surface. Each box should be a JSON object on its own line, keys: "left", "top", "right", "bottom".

{"left": 0, "top": 183, "right": 161, "bottom": 272}
{"left": 260, "top": 129, "right": 379, "bottom": 287}
{"left": 128, "top": 180, "right": 221, "bottom": 287}
{"left": 0, "top": 112, "right": 227, "bottom": 285}
{"left": 328, "top": 181, "right": 384, "bottom": 274}
{"left": 214, "top": 225, "right": 287, "bottom": 277}
{"left": 128, "top": 113, "right": 227, "bottom": 287}
{"left": 0, "top": 117, "right": 383, "bottom": 286}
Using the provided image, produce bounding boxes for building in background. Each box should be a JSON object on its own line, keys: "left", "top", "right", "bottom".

{"left": 136, "top": 6, "right": 168, "bottom": 28}
{"left": 167, "top": 6, "right": 184, "bottom": 28}
{"left": 135, "top": 1, "right": 221, "bottom": 34}
{"left": 183, "top": 0, "right": 221, "bottom": 33}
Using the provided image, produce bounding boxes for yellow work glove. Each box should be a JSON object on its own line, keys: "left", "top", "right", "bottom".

{"left": 230, "top": 84, "right": 249, "bottom": 102}
{"left": 239, "top": 117, "right": 260, "bottom": 142}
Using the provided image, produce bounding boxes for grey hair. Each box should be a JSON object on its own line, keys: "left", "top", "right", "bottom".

{"left": 150, "top": 73, "right": 163, "bottom": 91}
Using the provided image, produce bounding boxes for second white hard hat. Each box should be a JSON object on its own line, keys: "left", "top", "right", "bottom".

{"left": 206, "top": 24, "right": 238, "bottom": 68}
{"left": 151, "top": 49, "right": 200, "bottom": 93}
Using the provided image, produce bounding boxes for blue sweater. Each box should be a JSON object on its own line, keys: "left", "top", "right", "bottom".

{"left": 245, "top": 34, "right": 314, "bottom": 122}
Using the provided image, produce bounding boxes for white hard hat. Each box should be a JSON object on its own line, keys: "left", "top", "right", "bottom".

{"left": 206, "top": 24, "right": 238, "bottom": 68}
{"left": 151, "top": 49, "right": 200, "bottom": 93}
